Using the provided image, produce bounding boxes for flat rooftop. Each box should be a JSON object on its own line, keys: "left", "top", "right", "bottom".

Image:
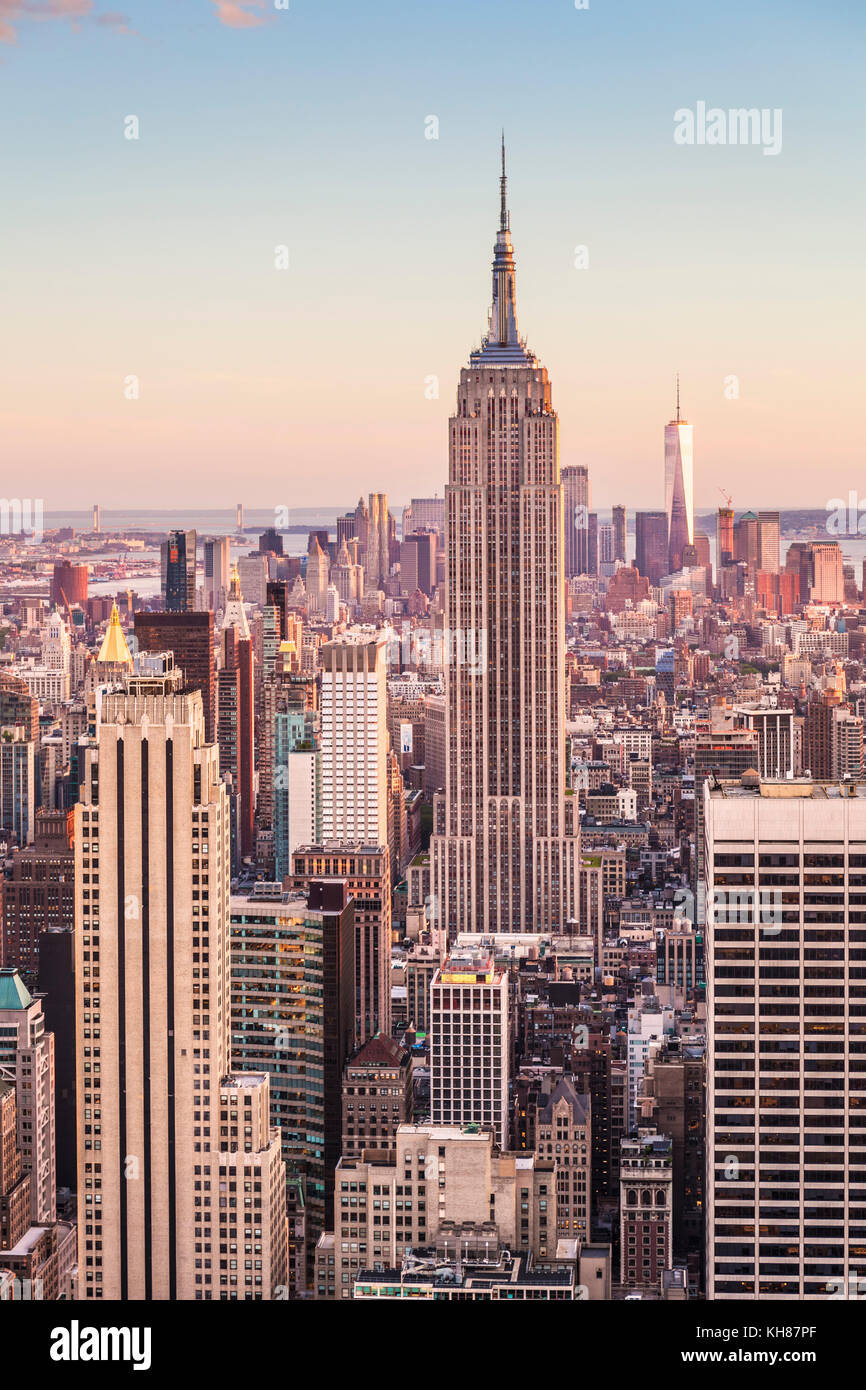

{"left": 710, "top": 777, "right": 866, "bottom": 800}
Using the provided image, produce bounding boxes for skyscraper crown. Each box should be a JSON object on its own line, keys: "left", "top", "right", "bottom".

{"left": 470, "top": 136, "right": 536, "bottom": 367}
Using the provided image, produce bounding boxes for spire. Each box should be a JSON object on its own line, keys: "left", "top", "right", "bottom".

{"left": 500, "top": 129, "right": 508, "bottom": 232}
{"left": 469, "top": 137, "right": 535, "bottom": 367}
{"left": 676, "top": 372, "right": 681, "bottom": 422}
{"left": 97, "top": 601, "right": 132, "bottom": 668}
{"left": 222, "top": 563, "right": 250, "bottom": 637}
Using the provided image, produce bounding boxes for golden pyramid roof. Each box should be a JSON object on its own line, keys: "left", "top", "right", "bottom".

{"left": 98, "top": 602, "right": 133, "bottom": 667}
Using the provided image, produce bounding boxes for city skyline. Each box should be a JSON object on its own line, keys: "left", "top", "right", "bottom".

{"left": 3, "top": 0, "right": 866, "bottom": 1337}
{"left": 1, "top": 0, "right": 863, "bottom": 509}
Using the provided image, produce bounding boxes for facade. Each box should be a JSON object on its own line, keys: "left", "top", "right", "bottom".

{"left": 1, "top": 810, "right": 74, "bottom": 984}
{"left": 273, "top": 710, "right": 320, "bottom": 881}
{"left": 635, "top": 511, "right": 669, "bottom": 586}
{"left": 134, "top": 610, "right": 216, "bottom": 743}
{"left": 0, "top": 729, "right": 35, "bottom": 848}
{"left": 562, "top": 465, "right": 591, "bottom": 578}
{"left": 341, "top": 1034, "right": 412, "bottom": 1159}
{"left": 705, "top": 776, "right": 866, "bottom": 1300}
{"left": 733, "top": 705, "right": 795, "bottom": 780}
{"left": 612, "top": 504, "right": 627, "bottom": 563}
{"left": 74, "top": 683, "right": 287, "bottom": 1300}
{"left": 757, "top": 511, "right": 781, "bottom": 575}
{"left": 230, "top": 882, "right": 353, "bottom": 1274}
{"left": 320, "top": 633, "right": 389, "bottom": 846}
{"left": 292, "top": 843, "right": 392, "bottom": 1044}
{"left": 0, "top": 969, "right": 55, "bottom": 1226}
{"left": 219, "top": 569, "right": 255, "bottom": 862}
{"left": 318, "top": 1123, "right": 556, "bottom": 1299}
{"left": 202, "top": 535, "right": 231, "bottom": 614}
{"left": 619, "top": 1130, "right": 673, "bottom": 1291}
{"left": 431, "top": 149, "right": 579, "bottom": 936}
{"left": 534, "top": 1075, "right": 591, "bottom": 1242}
{"left": 693, "top": 726, "right": 759, "bottom": 917}
{"left": 430, "top": 946, "right": 511, "bottom": 1148}
{"left": 365, "top": 493, "right": 390, "bottom": 592}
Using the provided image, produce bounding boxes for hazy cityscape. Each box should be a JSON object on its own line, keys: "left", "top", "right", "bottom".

{"left": 1, "top": 0, "right": 863, "bottom": 1371}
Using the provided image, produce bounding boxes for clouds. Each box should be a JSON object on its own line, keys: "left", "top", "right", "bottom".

{"left": 0, "top": 0, "right": 133, "bottom": 43}
{"left": 210, "top": 1, "right": 268, "bottom": 30}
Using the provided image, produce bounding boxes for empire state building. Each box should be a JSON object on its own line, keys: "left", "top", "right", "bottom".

{"left": 431, "top": 143, "right": 579, "bottom": 936}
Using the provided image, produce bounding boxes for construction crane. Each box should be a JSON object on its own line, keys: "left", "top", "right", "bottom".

{"left": 58, "top": 586, "right": 76, "bottom": 631}
{"left": 717, "top": 486, "right": 733, "bottom": 509}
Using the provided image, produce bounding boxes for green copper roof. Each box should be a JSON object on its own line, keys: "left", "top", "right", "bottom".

{"left": 0, "top": 969, "right": 32, "bottom": 1011}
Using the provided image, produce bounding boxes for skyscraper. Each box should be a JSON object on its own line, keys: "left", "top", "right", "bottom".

{"left": 431, "top": 144, "right": 579, "bottom": 936}
{"left": 1, "top": 809, "right": 74, "bottom": 984}
{"left": 292, "top": 843, "right": 392, "bottom": 1045}
{"left": 635, "top": 511, "right": 669, "bottom": 586}
{"left": 757, "top": 510, "right": 781, "bottom": 575}
{"left": 716, "top": 506, "right": 734, "bottom": 568}
{"left": 202, "top": 536, "right": 231, "bottom": 614}
{"left": 612, "top": 504, "right": 627, "bottom": 563}
{"left": 562, "top": 465, "right": 591, "bottom": 577}
{"left": 0, "top": 968, "right": 55, "bottom": 1225}
{"left": 134, "top": 610, "right": 216, "bottom": 744}
{"left": 320, "top": 633, "right": 389, "bottom": 845}
{"left": 75, "top": 678, "right": 287, "bottom": 1300}
{"left": 365, "top": 493, "right": 389, "bottom": 592}
{"left": 161, "top": 529, "right": 197, "bottom": 613}
{"left": 219, "top": 565, "right": 255, "bottom": 863}
{"left": 230, "top": 879, "right": 353, "bottom": 1271}
{"left": 705, "top": 775, "right": 866, "bottom": 1300}
{"left": 664, "top": 379, "right": 694, "bottom": 574}
{"left": 430, "top": 945, "right": 510, "bottom": 1148}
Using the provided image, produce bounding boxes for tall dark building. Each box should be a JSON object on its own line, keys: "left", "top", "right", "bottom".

{"left": 160, "top": 528, "right": 197, "bottom": 612}
{"left": 635, "top": 511, "right": 669, "bottom": 585}
{"left": 133, "top": 610, "right": 215, "bottom": 742}
{"left": 399, "top": 530, "right": 437, "bottom": 596}
{"left": 562, "top": 465, "right": 591, "bottom": 577}
{"left": 612, "top": 504, "right": 627, "bottom": 563}
{"left": 587, "top": 512, "right": 599, "bottom": 577}
{"left": 1, "top": 810, "right": 74, "bottom": 984}
{"left": 259, "top": 527, "right": 284, "bottom": 556}
{"left": 266, "top": 579, "right": 289, "bottom": 640}
{"left": 37, "top": 927, "right": 77, "bottom": 1191}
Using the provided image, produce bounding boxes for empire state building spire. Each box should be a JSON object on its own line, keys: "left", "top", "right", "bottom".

{"left": 471, "top": 138, "right": 535, "bottom": 366}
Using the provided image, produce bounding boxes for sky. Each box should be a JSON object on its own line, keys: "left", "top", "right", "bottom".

{"left": 0, "top": 0, "right": 863, "bottom": 513}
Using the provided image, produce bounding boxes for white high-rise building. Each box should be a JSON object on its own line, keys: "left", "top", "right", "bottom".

{"left": 705, "top": 774, "right": 866, "bottom": 1300}
{"left": 431, "top": 143, "right": 579, "bottom": 936}
{"left": 75, "top": 677, "right": 287, "bottom": 1300}
{"left": 664, "top": 378, "right": 694, "bottom": 574}
{"left": 41, "top": 612, "right": 71, "bottom": 675}
{"left": 733, "top": 705, "right": 795, "bottom": 780}
{"left": 202, "top": 536, "right": 231, "bottom": 614}
{"left": 430, "top": 946, "right": 510, "bottom": 1148}
{"left": 319, "top": 632, "right": 388, "bottom": 845}
{"left": 0, "top": 968, "right": 55, "bottom": 1225}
